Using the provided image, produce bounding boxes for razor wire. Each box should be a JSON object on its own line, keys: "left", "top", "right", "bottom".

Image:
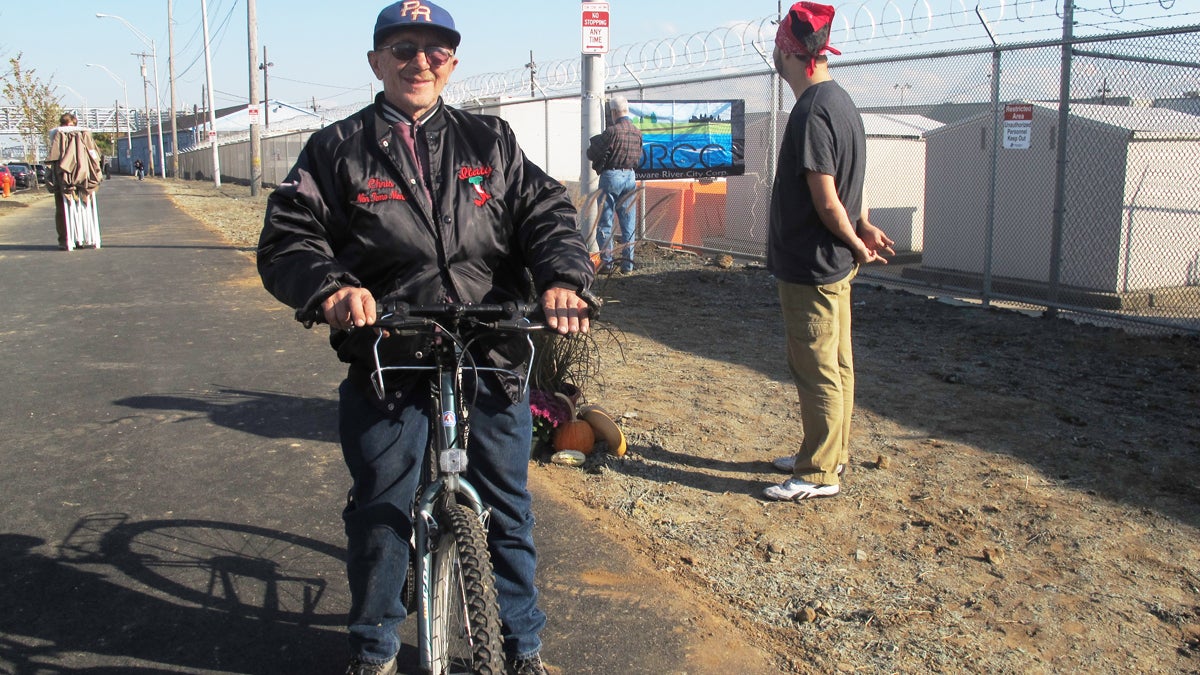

{"left": 445, "top": 0, "right": 1196, "bottom": 104}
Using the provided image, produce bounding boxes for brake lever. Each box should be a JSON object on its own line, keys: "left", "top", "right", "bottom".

{"left": 579, "top": 288, "right": 603, "bottom": 320}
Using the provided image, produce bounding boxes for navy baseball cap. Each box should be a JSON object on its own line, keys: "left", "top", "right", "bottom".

{"left": 374, "top": 1, "right": 461, "bottom": 49}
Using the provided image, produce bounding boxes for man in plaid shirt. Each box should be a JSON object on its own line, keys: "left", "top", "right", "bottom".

{"left": 587, "top": 95, "right": 644, "bottom": 274}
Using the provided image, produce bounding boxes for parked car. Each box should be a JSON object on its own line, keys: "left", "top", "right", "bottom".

{"left": 0, "top": 165, "right": 13, "bottom": 193}
{"left": 7, "top": 162, "right": 31, "bottom": 189}
{"left": 33, "top": 163, "right": 49, "bottom": 183}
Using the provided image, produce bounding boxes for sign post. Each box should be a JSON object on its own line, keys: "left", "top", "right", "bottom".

{"left": 580, "top": 2, "right": 610, "bottom": 249}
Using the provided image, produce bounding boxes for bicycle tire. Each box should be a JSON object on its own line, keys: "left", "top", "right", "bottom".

{"left": 428, "top": 503, "right": 506, "bottom": 675}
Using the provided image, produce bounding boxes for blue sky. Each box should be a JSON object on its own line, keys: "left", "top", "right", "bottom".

{"left": 2, "top": 1, "right": 778, "bottom": 112}
{"left": 2, "top": 1, "right": 1196, "bottom": 114}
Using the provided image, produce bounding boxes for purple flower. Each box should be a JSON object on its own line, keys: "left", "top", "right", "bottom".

{"left": 530, "top": 389, "right": 570, "bottom": 427}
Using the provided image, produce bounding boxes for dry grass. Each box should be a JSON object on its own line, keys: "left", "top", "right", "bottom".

{"left": 161, "top": 179, "right": 270, "bottom": 250}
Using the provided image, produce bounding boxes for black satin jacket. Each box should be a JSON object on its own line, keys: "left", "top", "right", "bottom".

{"left": 258, "top": 95, "right": 593, "bottom": 400}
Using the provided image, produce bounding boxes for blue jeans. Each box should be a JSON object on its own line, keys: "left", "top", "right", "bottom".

{"left": 338, "top": 376, "right": 545, "bottom": 664}
{"left": 596, "top": 169, "right": 637, "bottom": 272}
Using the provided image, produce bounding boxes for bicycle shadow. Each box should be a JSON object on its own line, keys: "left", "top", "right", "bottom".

{"left": 114, "top": 386, "right": 338, "bottom": 442}
{"left": 1, "top": 514, "right": 431, "bottom": 673}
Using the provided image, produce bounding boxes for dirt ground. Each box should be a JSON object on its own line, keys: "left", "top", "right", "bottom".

{"left": 537, "top": 241, "right": 1199, "bottom": 674}
{"left": 22, "top": 180, "right": 1197, "bottom": 674}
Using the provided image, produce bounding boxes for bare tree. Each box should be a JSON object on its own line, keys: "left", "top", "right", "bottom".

{"left": 2, "top": 53, "right": 62, "bottom": 164}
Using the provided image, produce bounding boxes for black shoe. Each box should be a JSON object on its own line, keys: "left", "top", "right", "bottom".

{"left": 345, "top": 656, "right": 396, "bottom": 675}
{"left": 508, "top": 652, "right": 550, "bottom": 675}
{"left": 598, "top": 263, "right": 615, "bottom": 274}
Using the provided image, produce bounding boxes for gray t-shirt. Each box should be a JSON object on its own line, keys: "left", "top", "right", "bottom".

{"left": 766, "top": 81, "right": 866, "bottom": 285}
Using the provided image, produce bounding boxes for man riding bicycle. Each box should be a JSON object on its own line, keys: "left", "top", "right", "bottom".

{"left": 256, "top": 2, "right": 595, "bottom": 674}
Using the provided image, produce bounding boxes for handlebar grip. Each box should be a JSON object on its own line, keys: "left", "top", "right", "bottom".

{"left": 296, "top": 306, "right": 325, "bottom": 328}
{"left": 297, "top": 295, "right": 598, "bottom": 329}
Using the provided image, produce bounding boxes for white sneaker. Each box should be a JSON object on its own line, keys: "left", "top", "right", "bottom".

{"left": 771, "top": 456, "right": 845, "bottom": 476}
{"left": 762, "top": 478, "right": 840, "bottom": 501}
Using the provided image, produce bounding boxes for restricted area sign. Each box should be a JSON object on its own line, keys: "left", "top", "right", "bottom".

{"left": 1003, "top": 103, "right": 1033, "bottom": 150}
{"left": 582, "top": 2, "right": 610, "bottom": 54}
{"left": 247, "top": 105, "right": 260, "bottom": 125}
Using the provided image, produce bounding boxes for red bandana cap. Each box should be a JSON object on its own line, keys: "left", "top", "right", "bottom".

{"left": 776, "top": 1, "right": 842, "bottom": 76}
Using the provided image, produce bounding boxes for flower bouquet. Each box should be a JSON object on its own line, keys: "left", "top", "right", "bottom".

{"left": 529, "top": 388, "right": 571, "bottom": 458}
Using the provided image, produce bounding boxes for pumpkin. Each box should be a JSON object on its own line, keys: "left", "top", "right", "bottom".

{"left": 551, "top": 392, "right": 596, "bottom": 454}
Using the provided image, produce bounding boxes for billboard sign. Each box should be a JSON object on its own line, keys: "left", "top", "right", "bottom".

{"left": 629, "top": 99, "right": 745, "bottom": 181}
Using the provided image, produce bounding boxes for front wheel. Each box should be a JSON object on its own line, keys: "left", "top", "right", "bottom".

{"left": 428, "top": 503, "right": 505, "bottom": 675}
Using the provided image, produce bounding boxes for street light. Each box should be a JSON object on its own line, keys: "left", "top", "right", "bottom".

{"left": 894, "top": 83, "right": 912, "bottom": 107}
{"left": 96, "top": 13, "right": 167, "bottom": 179}
{"left": 87, "top": 63, "right": 133, "bottom": 175}
{"left": 58, "top": 84, "right": 87, "bottom": 118}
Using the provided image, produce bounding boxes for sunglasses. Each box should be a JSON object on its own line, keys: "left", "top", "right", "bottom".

{"left": 378, "top": 42, "right": 455, "bottom": 67}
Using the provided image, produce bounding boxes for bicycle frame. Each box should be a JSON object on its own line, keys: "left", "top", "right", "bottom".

{"left": 367, "top": 304, "right": 540, "bottom": 672}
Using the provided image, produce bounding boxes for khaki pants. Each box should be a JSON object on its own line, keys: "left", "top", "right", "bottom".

{"left": 777, "top": 268, "right": 856, "bottom": 485}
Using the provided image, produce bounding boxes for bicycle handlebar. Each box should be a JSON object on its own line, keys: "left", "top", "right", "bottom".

{"left": 360, "top": 301, "right": 557, "bottom": 402}
{"left": 376, "top": 301, "right": 545, "bottom": 332}
{"left": 295, "top": 289, "right": 602, "bottom": 329}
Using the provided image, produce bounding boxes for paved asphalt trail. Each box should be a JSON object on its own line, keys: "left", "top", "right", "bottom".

{"left": 0, "top": 178, "right": 777, "bottom": 674}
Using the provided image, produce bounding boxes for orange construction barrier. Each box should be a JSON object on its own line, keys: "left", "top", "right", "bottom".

{"left": 642, "top": 180, "right": 727, "bottom": 248}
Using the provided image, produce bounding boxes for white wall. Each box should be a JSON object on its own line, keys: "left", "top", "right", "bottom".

{"left": 477, "top": 98, "right": 581, "bottom": 182}
{"left": 725, "top": 111, "right": 934, "bottom": 254}
{"left": 923, "top": 105, "right": 1200, "bottom": 293}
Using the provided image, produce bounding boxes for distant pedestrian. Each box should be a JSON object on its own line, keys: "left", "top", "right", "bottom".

{"left": 134, "top": 159, "right": 144, "bottom": 180}
{"left": 762, "top": 2, "right": 894, "bottom": 502}
{"left": 47, "top": 112, "right": 103, "bottom": 250}
{"left": 586, "top": 95, "right": 643, "bottom": 274}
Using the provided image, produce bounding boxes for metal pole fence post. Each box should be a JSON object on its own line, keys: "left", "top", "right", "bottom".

{"left": 983, "top": 49, "right": 1002, "bottom": 306}
{"left": 1047, "top": 0, "right": 1075, "bottom": 318}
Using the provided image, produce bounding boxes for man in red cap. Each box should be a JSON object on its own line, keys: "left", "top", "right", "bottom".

{"left": 763, "top": 2, "right": 895, "bottom": 502}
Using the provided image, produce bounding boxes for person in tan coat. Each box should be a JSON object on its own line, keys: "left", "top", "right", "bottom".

{"left": 47, "top": 113, "right": 103, "bottom": 250}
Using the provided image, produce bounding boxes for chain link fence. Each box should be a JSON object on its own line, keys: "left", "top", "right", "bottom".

{"left": 455, "top": 25, "right": 1199, "bottom": 334}
{"left": 169, "top": 23, "right": 1198, "bottom": 334}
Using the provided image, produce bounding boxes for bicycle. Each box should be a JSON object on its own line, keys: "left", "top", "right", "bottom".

{"left": 304, "top": 300, "right": 551, "bottom": 674}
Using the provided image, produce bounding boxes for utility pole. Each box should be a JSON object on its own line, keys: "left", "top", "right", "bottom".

{"left": 137, "top": 52, "right": 156, "bottom": 178}
{"left": 260, "top": 46, "right": 274, "bottom": 129}
{"left": 201, "top": 0, "right": 221, "bottom": 186}
{"left": 581, "top": 54, "right": 604, "bottom": 250}
{"left": 248, "top": 0, "right": 262, "bottom": 196}
{"left": 526, "top": 50, "right": 536, "bottom": 97}
{"left": 168, "top": 0, "right": 179, "bottom": 178}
